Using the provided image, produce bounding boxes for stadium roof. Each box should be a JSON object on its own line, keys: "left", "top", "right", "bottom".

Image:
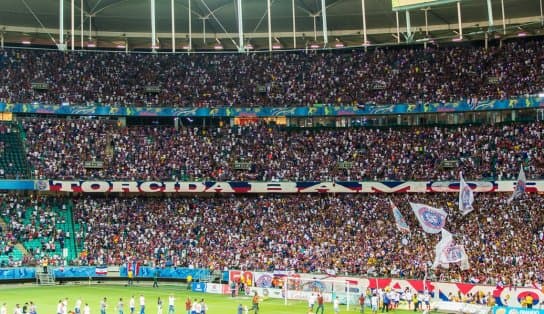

{"left": 0, "top": 0, "right": 542, "bottom": 50}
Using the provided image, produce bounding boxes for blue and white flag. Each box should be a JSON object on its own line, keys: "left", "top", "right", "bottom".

{"left": 432, "top": 229, "right": 454, "bottom": 269}
{"left": 409, "top": 202, "right": 447, "bottom": 234}
{"left": 390, "top": 199, "right": 410, "bottom": 233}
{"left": 458, "top": 172, "right": 474, "bottom": 216}
{"left": 432, "top": 230, "right": 470, "bottom": 270}
{"left": 95, "top": 266, "right": 108, "bottom": 275}
{"left": 507, "top": 166, "right": 526, "bottom": 204}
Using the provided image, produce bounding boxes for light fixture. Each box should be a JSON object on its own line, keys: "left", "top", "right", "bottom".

{"left": 87, "top": 41, "right": 96, "bottom": 48}
{"left": 334, "top": 39, "right": 345, "bottom": 48}
{"left": 21, "top": 40, "right": 31, "bottom": 45}
{"left": 272, "top": 44, "right": 282, "bottom": 50}
{"left": 517, "top": 31, "right": 528, "bottom": 37}
{"left": 213, "top": 38, "right": 223, "bottom": 50}
{"left": 245, "top": 43, "right": 254, "bottom": 50}
{"left": 451, "top": 37, "right": 463, "bottom": 42}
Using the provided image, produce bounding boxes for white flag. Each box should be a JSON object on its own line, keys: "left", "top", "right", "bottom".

{"left": 459, "top": 246, "right": 470, "bottom": 270}
{"left": 507, "top": 167, "right": 526, "bottom": 203}
{"left": 391, "top": 199, "right": 410, "bottom": 233}
{"left": 459, "top": 172, "right": 474, "bottom": 216}
{"left": 432, "top": 229, "right": 454, "bottom": 269}
{"left": 410, "top": 202, "right": 448, "bottom": 234}
{"left": 433, "top": 231, "right": 470, "bottom": 270}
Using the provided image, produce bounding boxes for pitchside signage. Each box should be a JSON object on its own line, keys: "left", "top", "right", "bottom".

{"left": 493, "top": 307, "right": 544, "bottom": 314}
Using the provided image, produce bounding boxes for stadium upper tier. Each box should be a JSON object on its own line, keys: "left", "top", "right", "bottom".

{"left": 1, "top": 38, "right": 543, "bottom": 107}
{"left": 19, "top": 118, "right": 544, "bottom": 181}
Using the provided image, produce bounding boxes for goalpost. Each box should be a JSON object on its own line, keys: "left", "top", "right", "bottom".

{"left": 282, "top": 276, "right": 362, "bottom": 311}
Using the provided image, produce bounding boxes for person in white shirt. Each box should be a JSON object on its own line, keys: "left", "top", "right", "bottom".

{"left": 129, "top": 297, "right": 135, "bottom": 314}
{"left": 167, "top": 295, "right": 174, "bottom": 314}
{"left": 63, "top": 299, "right": 69, "bottom": 314}
{"left": 194, "top": 301, "right": 201, "bottom": 314}
{"left": 75, "top": 299, "right": 82, "bottom": 314}
{"left": 333, "top": 297, "right": 340, "bottom": 314}
{"left": 371, "top": 293, "right": 379, "bottom": 314}
{"left": 308, "top": 294, "right": 316, "bottom": 311}
{"left": 1, "top": 303, "right": 7, "bottom": 314}
{"left": 57, "top": 300, "right": 64, "bottom": 314}
{"left": 13, "top": 304, "right": 22, "bottom": 314}
{"left": 117, "top": 298, "right": 124, "bottom": 314}
{"left": 29, "top": 302, "right": 36, "bottom": 314}
{"left": 405, "top": 289, "right": 413, "bottom": 310}
{"left": 83, "top": 304, "right": 90, "bottom": 314}
{"left": 100, "top": 298, "right": 107, "bottom": 314}
{"left": 423, "top": 293, "right": 430, "bottom": 311}
{"left": 156, "top": 298, "right": 162, "bottom": 314}
{"left": 139, "top": 296, "right": 145, "bottom": 314}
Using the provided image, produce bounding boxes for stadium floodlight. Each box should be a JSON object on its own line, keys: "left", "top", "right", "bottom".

{"left": 334, "top": 38, "right": 345, "bottom": 48}
{"left": 308, "top": 41, "right": 320, "bottom": 49}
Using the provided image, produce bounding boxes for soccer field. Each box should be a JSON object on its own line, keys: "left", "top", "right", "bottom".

{"left": 0, "top": 283, "right": 418, "bottom": 314}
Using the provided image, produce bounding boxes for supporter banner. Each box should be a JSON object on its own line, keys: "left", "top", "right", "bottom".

{"left": 0, "top": 96, "right": 543, "bottom": 117}
{"left": 53, "top": 266, "right": 110, "bottom": 278}
{"left": 0, "top": 267, "right": 35, "bottom": 280}
{"left": 34, "top": 180, "right": 544, "bottom": 193}
{"left": 118, "top": 266, "right": 209, "bottom": 280}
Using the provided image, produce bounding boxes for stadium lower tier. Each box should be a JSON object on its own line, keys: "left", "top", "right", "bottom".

{"left": 1, "top": 193, "right": 542, "bottom": 287}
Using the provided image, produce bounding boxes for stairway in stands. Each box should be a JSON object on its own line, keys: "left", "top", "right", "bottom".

{"left": 36, "top": 269, "right": 56, "bottom": 285}
{"left": 0, "top": 122, "right": 32, "bottom": 179}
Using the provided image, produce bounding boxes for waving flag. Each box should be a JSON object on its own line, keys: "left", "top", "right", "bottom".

{"left": 432, "top": 230, "right": 470, "bottom": 270}
{"left": 459, "top": 173, "right": 474, "bottom": 216}
{"left": 390, "top": 199, "right": 410, "bottom": 233}
{"left": 507, "top": 167, "right": 526, "bottom": 204}
{"left": 432, "top": 229, "right": 454, "bottom": 269}
{"left": 410, "top": 202, "right": 447, "bottom": 234}
{"left": 95, "top": 266, "right": 108, "bottom": 275}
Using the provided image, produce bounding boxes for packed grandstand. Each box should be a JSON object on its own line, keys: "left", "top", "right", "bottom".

{"left": 0, "top": 36, "right": 543, "bottom": 297}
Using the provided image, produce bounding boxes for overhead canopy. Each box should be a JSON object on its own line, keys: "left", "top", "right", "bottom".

{"left": 0, "top": 0, "right": 541, "bottom": 50}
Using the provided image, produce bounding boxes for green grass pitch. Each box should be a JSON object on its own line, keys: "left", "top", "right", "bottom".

{"left": 0, "top": 283, "right": 419, "bottom": 314}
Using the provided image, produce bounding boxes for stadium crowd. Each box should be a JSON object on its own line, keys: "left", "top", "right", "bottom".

{"left": 66, "top": 193, "right": 544, "bottom": 287}
{"left": 0, "top": 194, "right": 69, "bottom": 265}
{"left": 0, "top": 39, "right": 543, "bottom": 107}
{"left": 21, "top": 118, "right": 544, "bottom": 181}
